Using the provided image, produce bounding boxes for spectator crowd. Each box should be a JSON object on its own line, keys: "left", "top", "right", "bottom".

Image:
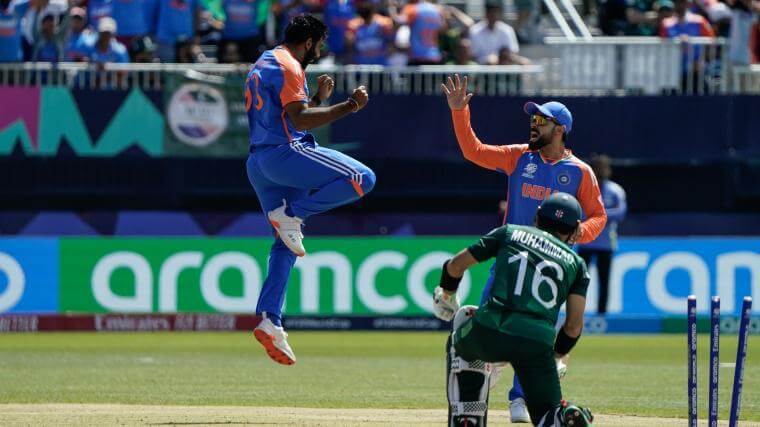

{"left": 0, "top": 0, "right": 757, "bottom": 64}
{"left": 599, "top": 0, "right": 759, "bottom": 63}
{"left": 0, "top": 0, "right": 532, "bottom": 64}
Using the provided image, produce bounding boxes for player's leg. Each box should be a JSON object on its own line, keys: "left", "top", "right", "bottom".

{"left": 285, "top": 141, "right": 376, "bottom": 218}
{"left": 447, "top": 306, "right": 492, "bottom": 427}
{"left": 510, "top": 339, "right": 563, "bottom": 425}
{"left": 508, "top": 377, "right": 531, "bottom": 423}
{"left": 254, "top": 237, "right": 300, "bottom": 326}
{"left": 510, "top": 338, "right": 593, "bottom": 427}
{"left": 596, "top": 250, "right": 612, "bottom": 315}
{"left": 246, "top": 155, "right": 306, "bottom": 365}
{"left": 255, "top": 141, "right": 375, "bottom": 255}
{"left": 479, "top": 264, "right": 531, "bottom": 423}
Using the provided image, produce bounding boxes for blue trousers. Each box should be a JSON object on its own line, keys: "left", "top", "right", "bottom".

{"left": 246, "top": 139, "right": 376, "bottom": 326}
{"left": 480, "top": 267, "right": 526, "bottom": 402}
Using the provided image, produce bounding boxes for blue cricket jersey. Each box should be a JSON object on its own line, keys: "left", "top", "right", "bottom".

{"left": 245, "top": 46, "right": 311, "bottom": 148}
{"left": 578, "top": 179, "right": 626, "bottom": 251}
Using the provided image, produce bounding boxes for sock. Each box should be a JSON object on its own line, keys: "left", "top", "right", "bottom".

{"left": 261, "top": 311, "right": 282, "bottom": 327}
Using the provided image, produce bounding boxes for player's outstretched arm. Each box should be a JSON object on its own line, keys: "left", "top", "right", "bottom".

{"left": 442, "top": 74, "right": 524, "bottom": 174}
{"left": 285, "top": 86, "right": 368, "bottom": 131}
{"left": 433, "top": 228, "right": 507, "bottom": 320}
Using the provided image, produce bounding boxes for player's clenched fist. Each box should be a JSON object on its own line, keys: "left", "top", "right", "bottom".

{"left": 349, "top": 85, "right": 368, "bottom": 111}
{"left": 441, "top": 74, "right": 473, "bottom": 111}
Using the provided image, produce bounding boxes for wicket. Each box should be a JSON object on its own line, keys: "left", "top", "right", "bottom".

{"left": 687, "top": 295, "right": 753, "bottom": 427}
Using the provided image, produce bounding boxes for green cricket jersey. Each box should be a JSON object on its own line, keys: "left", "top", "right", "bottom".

{"left": 467, "top": 224, "right": 590, "bottom": 346}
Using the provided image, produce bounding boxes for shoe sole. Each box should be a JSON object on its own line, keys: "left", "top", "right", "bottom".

{"left": 253, "top": 329, "right": 296, "bottom": 366}
{"left": 268, "top": 218, "right": 306, "bottom": 257}
{"left": 563, "top": 409, "right": 591, "bottom": 427}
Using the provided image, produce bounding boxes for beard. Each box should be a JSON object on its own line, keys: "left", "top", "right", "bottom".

{"left": 300, "top": 44, "right": 320, "bottom": 69}
{"left": 529, "top": 133, "right": 552, "bottom": 151}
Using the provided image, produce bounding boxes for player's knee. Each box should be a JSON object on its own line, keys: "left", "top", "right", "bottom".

{"left": 359, "top": 167, "right": 376, "bottom": 195}
{"left": 271, "top": 239, "right": 298, "bottom": 259}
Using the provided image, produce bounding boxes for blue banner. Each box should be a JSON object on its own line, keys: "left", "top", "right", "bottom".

{"left": 590, "top": 238, "right": 759, "bottom": 316}
{"left": 0, "top": 239, "right": 59, "bottom": 313}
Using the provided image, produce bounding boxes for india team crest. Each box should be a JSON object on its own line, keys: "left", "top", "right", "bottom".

{"left": 555, "top": 210, "right": 565, "bottom": 219}
{"left": 522, "top": 163, "right": 538, "bottom": 179}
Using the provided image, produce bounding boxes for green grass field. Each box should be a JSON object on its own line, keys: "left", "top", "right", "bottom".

{"left": 0, "top": 332, "right": 758, "bottom": 424}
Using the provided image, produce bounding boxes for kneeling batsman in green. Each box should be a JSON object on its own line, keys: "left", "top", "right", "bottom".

{"left": 433, "top": 193, "right": 596, "bottom": 427}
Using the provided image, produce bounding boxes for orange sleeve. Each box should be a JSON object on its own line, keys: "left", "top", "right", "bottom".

{"left": 575, "top": 163, "right": 608, "bottom": 244}
{"left": 700, "top": 18, "right": 716, "bottom": 37}
{"left": 451, "top": 106, "right": 528, "bottom": 174}
{"left": 401, "top": 4, "right": 417, "bottom": 24}
{"left": 277, "top": 54, "right": 308, "bottom": 107}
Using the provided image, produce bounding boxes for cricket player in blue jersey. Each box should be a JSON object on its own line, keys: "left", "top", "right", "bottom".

{"left": 246, "top": 14, "right": 375, "bottom": 365}
{"left": 442, "top": 74, "right": 606, "bottom": 422}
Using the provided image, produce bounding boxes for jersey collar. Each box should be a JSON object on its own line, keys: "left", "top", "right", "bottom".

{"left": 537, "top": 148, "right": 573, "bottom": 165}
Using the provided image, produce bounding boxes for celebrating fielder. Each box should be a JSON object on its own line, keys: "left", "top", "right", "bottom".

{"left": 246, "top": 15, "right": 376, "bottom": 365}
{"left": 442, "top": 74, "right": 606, "bottom": 421}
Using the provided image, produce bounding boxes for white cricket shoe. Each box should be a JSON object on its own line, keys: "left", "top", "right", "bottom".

{"left": 253, "top": 315, "right": 296, "bottom": 365}
{"left": 510, "top": 398, "right": 531, "bottom": 423}
{"left": 267, "top": 200, "right": 305, "bottom": 257}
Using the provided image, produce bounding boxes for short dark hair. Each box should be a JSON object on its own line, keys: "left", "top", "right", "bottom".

{"left": 284, "top": 14, "right": 328, "bottom": 45}
{"left": 536, "top": 215, "right": 577, "bottom": 236}
{"left": 485, "top": 1, "right": 503, "bottom": 12}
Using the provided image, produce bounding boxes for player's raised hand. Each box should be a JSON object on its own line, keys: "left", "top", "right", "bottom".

{"left": 317, "top": 74, "right": 335, "bottom": 101}
{"left": 441, "top": 74, "right": 473, "bottom": 111}
{"left": 350, "top": 85, "right": 369, "bottom": 111}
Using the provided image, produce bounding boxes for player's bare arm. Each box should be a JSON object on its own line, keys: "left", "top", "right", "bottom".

{"left": 553, "top": 293, "right": 586, "bottom": 366}
{"left": 285, "top": 85, "right": 368, "bottom": 131}
{"left": 563, "top": 294, "right": 586, "bottom": 339}
{"left": 446, "top": 248, "right": 479, "bottom": 279}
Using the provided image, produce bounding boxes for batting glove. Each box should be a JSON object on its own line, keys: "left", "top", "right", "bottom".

{"left": 433, "top": 286, "right": 460, "bottom": 321}
{"left": 556, "top": 357, "right": 568, "bottom": 380}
